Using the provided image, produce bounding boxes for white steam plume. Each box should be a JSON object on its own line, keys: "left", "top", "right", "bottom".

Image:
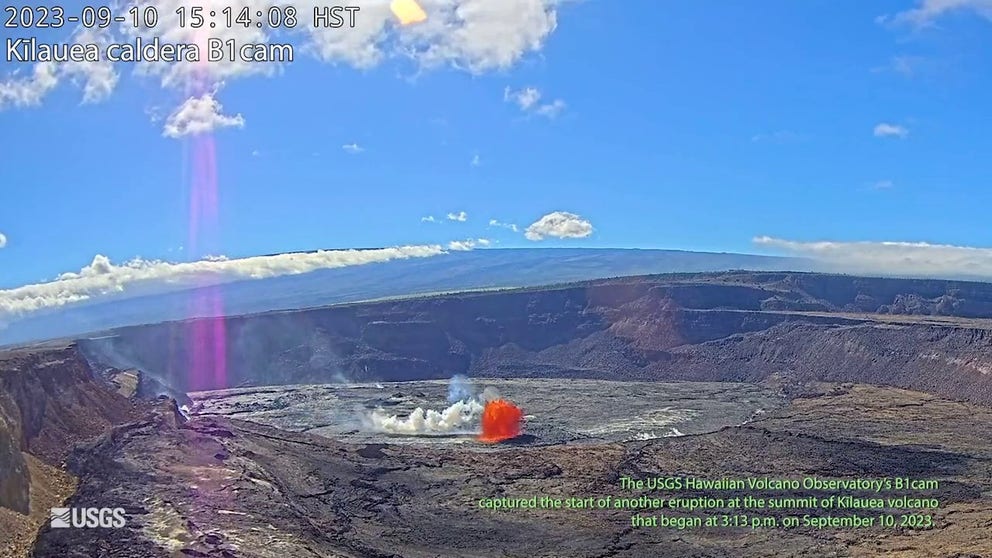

{"left": 447, "top": 374, "right": 475, "bottom": 402}
{"left": 365, "top": 374, "right": 486, "bottom": 435}
{"left": 366, "top": 399, "right": 484, "bottom": 435}
{"left": 481, "top": 386, "right": 501, "bottom": 402}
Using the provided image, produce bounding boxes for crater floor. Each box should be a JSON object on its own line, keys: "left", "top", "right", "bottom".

{"left": 190, "top": 379, "right": 787, "bottom": 447}
{"left": 31, "top": 381, "right": 992, "bottom": 557}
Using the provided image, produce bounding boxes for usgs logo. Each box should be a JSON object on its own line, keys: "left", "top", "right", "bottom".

{"left": 50, "top": 507, "right": 127, "bottom": 529}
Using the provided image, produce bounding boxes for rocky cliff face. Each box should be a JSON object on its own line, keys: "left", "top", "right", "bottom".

{"left": 0, "top": 345, "right": 143, "bottom": 554}
{"left": 0, "top": 346, "right": 139, "bottom": 465}
{"left": 78, "top": 272, "right": 992, "bottom": 406}
{"left": 0, "top": 410, "right": 29, "bottom": 514}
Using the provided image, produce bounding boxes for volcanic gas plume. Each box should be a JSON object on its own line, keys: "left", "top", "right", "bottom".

{"left": 364, "top": 377, "right": 524, "bottom": 441}
{"left": 478, "top": 399, "right": 524, "bottom": 443}
{"left": 367, "top": 399, "right": 483, "bottom": 435}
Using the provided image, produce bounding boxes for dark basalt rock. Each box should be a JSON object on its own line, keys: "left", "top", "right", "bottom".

{"left": 0, "top": 415, "right": 29, "bottom": 514}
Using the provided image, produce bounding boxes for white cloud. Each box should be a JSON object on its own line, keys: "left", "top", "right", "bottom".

{"left": 1, "top": 0, "right": 563, "bottom": 119}
{"left": 342, "top": 143, "right": 365, "bottom": 154}
{"left": 447, "top": 238, "right": 490, "bottom": 251}
{"left": 488, "top": 219, "right": 519, "bottom": 233}
{"left": 162, "top": 93, "right": 245, "bottom": 138}
{"left": 145, "top": 105, "right": 164, "bottom": 123}
{"left": 0, "top": 28, "right": 117, "bottom": 111}
{"left": 0, "top": 245, "right": 447, "bottom": 320}
{"left": 0, "top": 233, "right": 6, "bottom": 248}
{"left": 890, "top": 0, "right": 992, "bottom": 26}
{"left": 871, "top": 179, "right": 895, "bottom": 190}
{"left": 754, "top": 236, "right": 992, "bottom": 278}
{"left": 471, "top": 154, "right": 481, "bottom": 167}
{"left": 121, "top": 0, "right": 276, "bottom": 90}
{"left": 534, "top": 99, "right": 566, "bottom": 118}
{"left": 0, "top": 63, "right": 58, "bottom": 110}
{"left": 524, "top": 211, "right": 593, "bottom": 241}
{"left": 304, "top": 3, "right": 392, "bottom": 68}
{"left": 504, "top": 86, "right": 542, "bottom": 110}
{"left": 401, "top": 0, "right": 559, "bottom": 73}
{"left": 309, "top": 0, "right": 553, "bottom": 73}
{"left": 421, "top": 215, "right": 438, "bottom": 223}
{"left": 447, "top": 211, "right": 468, "bottom": 222}
{"left": 60, "top": 28, "right": 119, "bottom": 103}
{"left": 874, "top": 123, "right": 909, "bottom": 138}
{"left": 504, "top": 86, "right": 566, "bottom": 118}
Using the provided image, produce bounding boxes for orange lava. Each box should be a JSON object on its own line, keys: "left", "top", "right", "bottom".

{"left": 478, "top": 398, "right": 523, "bottom": 443}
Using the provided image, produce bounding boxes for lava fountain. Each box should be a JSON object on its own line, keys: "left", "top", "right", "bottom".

{"left": 478, "top": 399, "right": 523, "bottom": 443}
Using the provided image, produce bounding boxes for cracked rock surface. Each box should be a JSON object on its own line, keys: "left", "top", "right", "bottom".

{"left": 32, "top": 383, "right": 992, "bottom": 558}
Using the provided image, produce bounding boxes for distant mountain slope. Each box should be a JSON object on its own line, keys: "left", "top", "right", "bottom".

{"left": 1, "top": 248, "right": 808, "bottom": 346}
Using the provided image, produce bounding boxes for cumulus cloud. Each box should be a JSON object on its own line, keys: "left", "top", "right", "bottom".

{"left": 162, "top": 93, "right": 245, "bottom": 138}
{"left": 342, "top": 143, "right": 365, "bottom": 154}
{"left": 0, "top": 63, "right": 58, "bottom": 110}
{"left": 447, "top": 238, "right": 490, "bottom": 251}
{"left": 303, "top": 3, "right": 391, "bottom": 68}
{"left": 488, "top": 219, "right": 519, "bottom": 233}
{"left": 0, "top": 233, "right": 6, "bottom": 248}
{"left": 534, "top": 99, "right": 566, "bottom": 118}
{"left": 504, "top": 86, "right": 567, "bottom": 118}
{"left": 403, "top": 0, "right": 559, "bottom": 73}
{"left": 447, "top": 211, "right": 468, "bottom": 222}
{"left": 0, "top": 28, "right": 117, "bottom": 110}
{"left": 421, "top": 215, "right": 438, "bottom": 223}
{"left": 874, "top": 123, "right": 909, "bottom": 138}
{"left": 307, "top": 0, "right": 559, "bottom": 73}
{"left": 504, "top": 86, "right": 542, "bottom": 110}
{"left": 754, "top": 236, "right": 992, "bottom": 278}
{"left": 889, "top": 0, "right": 992, "bottom": 26}
{"left": 1, "top": 0, "right": 562, "bottom": 118}
{"left": 0, "top": 245, "right": 446, "bottom": 320}
{"left": 525, "top": 211, "right": 593, "bottom": 241}
{"left": 120, "top": 0, "right": 277, "bottom": 89}
{"left": 60, "top": 28, "right": 119, "bottom": 103}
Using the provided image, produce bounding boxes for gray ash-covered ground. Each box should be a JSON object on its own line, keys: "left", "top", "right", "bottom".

{"left": 189, "top": 379, "right": 786, "bottom": 447}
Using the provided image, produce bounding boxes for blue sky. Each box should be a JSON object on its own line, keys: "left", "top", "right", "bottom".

{"left": 1, "top": 0, "right": 992, "bottom": 295}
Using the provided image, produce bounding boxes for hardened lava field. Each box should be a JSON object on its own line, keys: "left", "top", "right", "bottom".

{"left": 188, "top": 378, "right": 786, "bottom": 447}
{"left": 27, "top": 380, "right": 992, "bottom": 558}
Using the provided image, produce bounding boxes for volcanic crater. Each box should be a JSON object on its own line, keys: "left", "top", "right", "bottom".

{"left": 2, "top": 271, "right": 992, "bottom": 558}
